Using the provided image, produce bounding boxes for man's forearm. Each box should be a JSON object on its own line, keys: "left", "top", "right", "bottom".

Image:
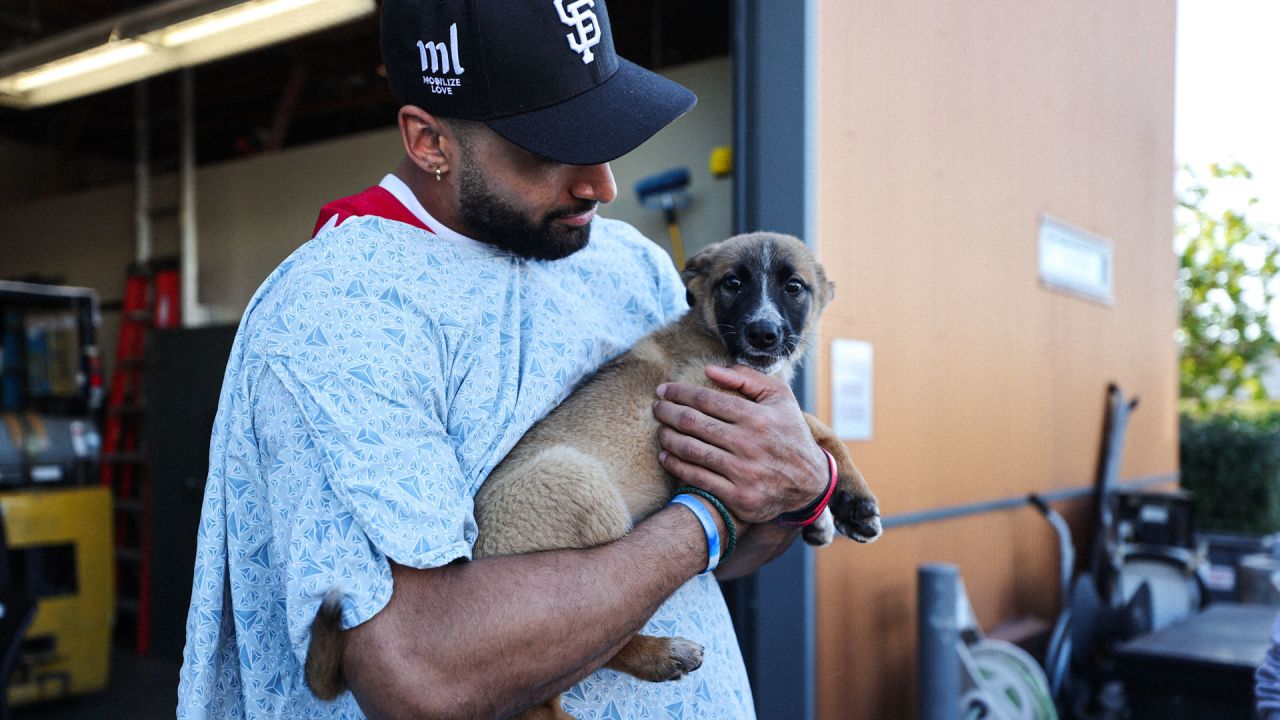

{"left": 344, "top": 503, "right": 720, "bottom": 720}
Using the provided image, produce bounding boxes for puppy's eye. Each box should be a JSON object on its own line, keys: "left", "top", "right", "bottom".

{"left": 785, "top": 279, "right": 806, "bottom": 295}
{"left": 722, "top": 276, "right": 742, "bottom": 292}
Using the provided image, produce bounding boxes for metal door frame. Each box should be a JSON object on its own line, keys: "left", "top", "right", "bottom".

{"left": 727, "top": 1, "right": 819, "bottom": 717}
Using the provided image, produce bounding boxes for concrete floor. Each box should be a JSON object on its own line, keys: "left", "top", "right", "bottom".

{"left": 10, "top": 650, "right": 179, "bottom": 720}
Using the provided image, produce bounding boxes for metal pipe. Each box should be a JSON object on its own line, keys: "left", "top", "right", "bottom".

{"left": 730, "top": 0, "right": 749, "bottom": 237}
{"left": 794, "top": 0, "right": 817, "bottom": 418}
{"left": 882, "top": 472, "right": 1177, "bottom": 530}
{"left": 918, "top": 563, "right": 960, "bottom": 720}
{"left": 179, "top": 66, "right": 200, "bottom": 326}
{"left": 133, "top": 82, "right": 151, "bottom": 263}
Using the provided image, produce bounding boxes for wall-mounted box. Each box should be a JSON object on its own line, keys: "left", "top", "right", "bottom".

{"left": 831, "top": 338, "right": 873, "bottom": 441}
{"left": 1038, "top": 215, "right": 1114, "bottom": 305}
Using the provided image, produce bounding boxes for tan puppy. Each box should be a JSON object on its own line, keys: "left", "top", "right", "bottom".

{"left": 305, "top": 232, "right": 882, "bottom": 717}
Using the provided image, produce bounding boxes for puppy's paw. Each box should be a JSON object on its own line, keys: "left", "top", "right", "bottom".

{"left": 636, "top": 637, "right": 704, "bottom": 682}
{"left": 655, "top": 637, "right": 704, "bottom": 681}
{"left": 801, "top": 507, "right": 835, "bottom": 547}
{"left": 607, "top": 634, "right": 704, "bottom": 682}
{"left": 831, "top": 490, "right": 882, "bottom": 543}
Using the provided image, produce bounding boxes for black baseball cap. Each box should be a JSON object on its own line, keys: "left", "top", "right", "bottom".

{"left": 380, "top": 0, "right": 696, "bottom": 166}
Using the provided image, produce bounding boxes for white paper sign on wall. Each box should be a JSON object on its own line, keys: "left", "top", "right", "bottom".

{"left": 1038, "top": 214, "right": 1114, "bottom": 305}
{"left": 832, "top": 338, "right": 873, "bottom": 441}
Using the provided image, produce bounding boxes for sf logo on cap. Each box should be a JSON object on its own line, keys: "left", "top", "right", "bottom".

{"left": 554, "top": 0, "right": 600, "bottom": 64}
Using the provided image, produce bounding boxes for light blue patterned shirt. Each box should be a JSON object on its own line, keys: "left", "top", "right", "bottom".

{"left": 1258, "top": 611, "right": 1280, "bottom": 720}
{"left": 177, "top": 176, "right": 756, "bottom": 719}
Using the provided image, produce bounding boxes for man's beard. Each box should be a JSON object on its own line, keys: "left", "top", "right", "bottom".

{"left": 457, "top": 162, "right": 594, "bottom": 261}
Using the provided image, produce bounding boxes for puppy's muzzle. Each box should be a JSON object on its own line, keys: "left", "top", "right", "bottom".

{"left": 744, "top": 320, "right": 782, "bottom": 353}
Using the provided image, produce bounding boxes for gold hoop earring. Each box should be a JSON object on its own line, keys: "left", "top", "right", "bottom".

{"left": 435, "top": 167, "right": 443, "bottom": 182}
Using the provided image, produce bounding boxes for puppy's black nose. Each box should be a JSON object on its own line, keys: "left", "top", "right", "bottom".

{"left": 745, "top": 321, "right": 781, "bottom": 351}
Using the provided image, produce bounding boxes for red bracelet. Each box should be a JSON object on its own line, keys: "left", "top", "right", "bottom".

{"left": 775, "top": 448, "right": 838, "bottom": 527}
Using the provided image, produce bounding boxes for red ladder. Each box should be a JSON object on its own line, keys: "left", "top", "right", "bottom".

{"left": 100, "top": 258, "right": 180, "bottom": 653}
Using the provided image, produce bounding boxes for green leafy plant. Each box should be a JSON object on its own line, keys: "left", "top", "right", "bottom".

{"left": 1180, "top": 410, "right": 1280, "bottom": 534}
{"left": 1177, "top": 164, "right": 1280, "bottom": 534}
{"left": 1177, "top": 162, "right": 1280, "bottom": 410}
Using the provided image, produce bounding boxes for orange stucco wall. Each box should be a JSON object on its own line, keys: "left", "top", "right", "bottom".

{"left": 809, "top": 1, "right": 1178, "bottom": 717}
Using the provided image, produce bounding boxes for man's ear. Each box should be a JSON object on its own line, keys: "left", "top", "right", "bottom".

{"left": 398, "top": 106, "right": 450, "bottom": 175}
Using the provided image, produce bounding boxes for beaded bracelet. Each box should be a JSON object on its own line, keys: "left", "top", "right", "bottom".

{"left": 673, "top": 485, "right": 737, "bottom": 562}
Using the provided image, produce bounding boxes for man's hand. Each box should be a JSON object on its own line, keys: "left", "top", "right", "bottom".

{"left": 652, "top": 364, "right": 828, "bottom": 523}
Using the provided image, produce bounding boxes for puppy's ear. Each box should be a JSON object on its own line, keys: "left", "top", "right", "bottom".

{"left": 681, "top": 241, "right": 724, "bottom": 306}
{"left": 814, "top": 263, "right": 835, "bottom": 308}
{"left": 681, "top": 242, "right": 722, "bottom": 285}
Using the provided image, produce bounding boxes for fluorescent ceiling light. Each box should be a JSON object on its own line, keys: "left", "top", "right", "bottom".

{"left": 0, "top": 0, "right": 375, "bottom": 109}
{"left": 158, "top": 0, "right": 320, "bottom": 46}
{"left": 7, "top": 40, "right": 153, "bottom": 93}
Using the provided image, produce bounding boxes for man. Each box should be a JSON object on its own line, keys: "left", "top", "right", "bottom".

{"left": 1259, "top": 611, "right": 1280, "bottom": 719}
{"left": 177, "top": 1, "right": 832, "bottom": 718}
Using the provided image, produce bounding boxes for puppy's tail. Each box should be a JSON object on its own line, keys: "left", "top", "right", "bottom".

{"left": 305, "top": 588, "right": 348, "bottom": 701}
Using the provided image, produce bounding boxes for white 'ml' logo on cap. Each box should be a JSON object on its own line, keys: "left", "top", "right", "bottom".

{"left": 417, "top": 22, "right": 465, "bottom": 75}
{"left": 554, "top": 0, "right": 601, "bottom": 64}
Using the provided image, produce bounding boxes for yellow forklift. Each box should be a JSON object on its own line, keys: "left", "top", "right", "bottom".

{"left": 0, "top": 280, "right": 112, "bottom": 708}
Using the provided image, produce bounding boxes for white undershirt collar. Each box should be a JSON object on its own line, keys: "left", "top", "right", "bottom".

{"left": 378, "top": 174, "right": 495, "bottom": 253}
